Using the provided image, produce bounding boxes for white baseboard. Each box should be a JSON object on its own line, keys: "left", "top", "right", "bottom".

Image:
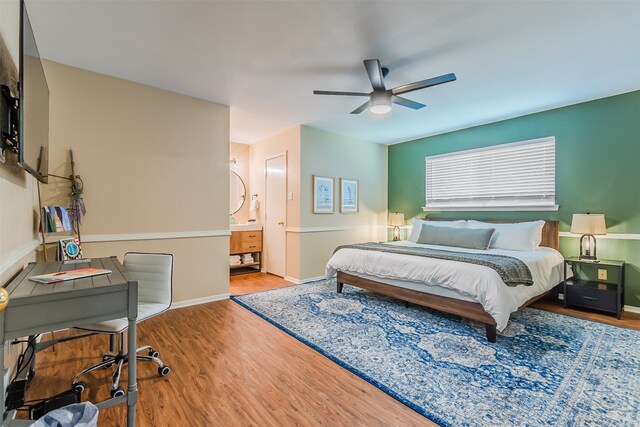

{"left": 284, "top": 275, "right": 325, "bottom": 284}
{"left": 624, "top": 305, "right": 640, "bottom": 314}
{"left": 170, "top": 293, "right": 230, "bottom": 309}
{"left": 285, "top": 225, "right": 386, "bottom": 233}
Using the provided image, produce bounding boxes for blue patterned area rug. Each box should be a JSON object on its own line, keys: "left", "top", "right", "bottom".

{"left": 232, "top": 279, "right": 640, "bottom": 426}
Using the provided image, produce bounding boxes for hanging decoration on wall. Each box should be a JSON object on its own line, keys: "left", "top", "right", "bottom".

{"left": 37, "top": 148, "right": 86, "bottom": 262}
{"left": 69, "top": 174, "right": 86, "bottom": 235}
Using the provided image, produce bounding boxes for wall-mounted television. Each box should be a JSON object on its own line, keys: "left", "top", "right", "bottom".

{"left": 19, "top": 0, "right": 49, "bottom": 183}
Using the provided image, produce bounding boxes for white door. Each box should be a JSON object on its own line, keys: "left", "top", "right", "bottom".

{"left": 265, "top": 155, "right": 286, "bottom": 277}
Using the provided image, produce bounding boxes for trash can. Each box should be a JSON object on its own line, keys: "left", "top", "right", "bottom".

{"left": 30, "top": 402, "right": 99, "bottom": 427}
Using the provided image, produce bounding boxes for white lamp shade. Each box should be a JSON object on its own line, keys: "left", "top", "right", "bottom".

{"left": 571, "top": 214, "right": 607, "bottom": 235}
{"left": 388, "top": 212, "right": 405, "bottom": 227}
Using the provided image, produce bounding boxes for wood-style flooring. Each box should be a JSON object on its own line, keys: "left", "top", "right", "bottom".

{"left": 22, "top": 273, "right": 639, "bottom": 426}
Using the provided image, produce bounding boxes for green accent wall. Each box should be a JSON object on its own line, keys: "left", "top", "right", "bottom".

{"left": 388, "top": 90, "right": 640, "bottom": 307}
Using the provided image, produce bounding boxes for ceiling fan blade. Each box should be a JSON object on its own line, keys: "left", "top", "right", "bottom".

{"left": 392, "top": 95, "right": 426, "bottom": 110}
{"left": 350, "top": 100, "right": 371, "bottom": 114}
{"left": 391, "top": 73, "right": 457, "bottom": 95}
{"left": 313, "top": 90, "right": 370, "bottom": 96}
{"left": 363, "top": 59, "right": 386, "bottom": 91}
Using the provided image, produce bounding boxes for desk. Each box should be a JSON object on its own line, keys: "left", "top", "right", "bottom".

{"left": 1, "top": 257, "right": 138, "bottom": 426}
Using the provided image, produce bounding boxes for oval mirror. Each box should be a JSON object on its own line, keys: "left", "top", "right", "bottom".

{"left": 230, "top": 171, "right": 246, "bottom": 215}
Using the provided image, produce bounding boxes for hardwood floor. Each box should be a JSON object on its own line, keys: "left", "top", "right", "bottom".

{"left": 23, "top": 272, "right": 429, "bottom": 426}
{"left": 22, "top": 273, "right": 639, "bottom": 426}
{"left": 530, "top": 298, "right": 640, "bottom": 330}
{"left": 230, "top": 272, "right": 294, "bottom": 296}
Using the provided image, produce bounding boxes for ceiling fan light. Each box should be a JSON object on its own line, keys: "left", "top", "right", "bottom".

{"left": 370, "top": 104, "right": 392, "bottom": 114}
{"left": 369, "top": 94, "right": 392, "bottom": 115}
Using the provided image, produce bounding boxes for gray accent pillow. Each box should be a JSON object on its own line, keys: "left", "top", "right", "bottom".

{"left": 417, "top": 224, "right": 495, "bottom": 250}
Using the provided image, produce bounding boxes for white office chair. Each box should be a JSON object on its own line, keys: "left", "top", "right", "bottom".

{"left": 72, "top": 252, "right": 173, "bottom": 397}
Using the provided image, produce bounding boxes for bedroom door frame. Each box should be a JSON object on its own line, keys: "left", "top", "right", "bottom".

{"left": 264, "top": 152, "right": 287, "bottom": 277}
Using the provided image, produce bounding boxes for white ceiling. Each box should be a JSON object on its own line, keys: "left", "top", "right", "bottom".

{"left": 27, "top": 0, "right": 640, "bottom": 145}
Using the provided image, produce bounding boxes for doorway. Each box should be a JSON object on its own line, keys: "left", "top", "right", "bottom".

{"left": 264, "top": 154, "right": 287, "bottom": 277}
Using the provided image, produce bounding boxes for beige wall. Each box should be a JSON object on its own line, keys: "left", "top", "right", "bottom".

{"left": 248, "top": 126, "right": 388, "bottom": 281}
{"left": 296, "top": 126, "right": 388, "bottom": 279}
{"left": 0, "top": 0, "right": 40, "bottom": 391}
{"left": 41, "top": 61, "right": 231, "bottom": 302}
{"left": 249, "top": 126, "right": 301, "bottom": 278}
{"left": 230, "top": 142, "right": 250, "bottom": 224}
{"left": 0, "top": 0, "right": 39, "bottom": 287}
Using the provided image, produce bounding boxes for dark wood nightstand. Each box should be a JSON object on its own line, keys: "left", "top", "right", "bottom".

{"left": 564, "top": 257, "right": 625, "bottom": 319}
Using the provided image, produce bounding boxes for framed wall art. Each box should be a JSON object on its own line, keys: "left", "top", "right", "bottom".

{"left": 313, "top": 175, "right": 334, "bottom": 214}
{"left": 340, "top": 178, "right": 358, "bottom": 213}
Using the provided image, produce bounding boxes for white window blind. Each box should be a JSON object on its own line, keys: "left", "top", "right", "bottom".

{"left": 425, "top": 136, "right": 557, "bottom": 211}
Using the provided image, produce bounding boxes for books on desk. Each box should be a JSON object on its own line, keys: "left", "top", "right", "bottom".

{"left": 29, "top": 268, "right": 112, "bottom": 284}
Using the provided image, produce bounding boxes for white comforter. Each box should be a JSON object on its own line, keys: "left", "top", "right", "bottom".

{"left": 325, "top": 241, "right": 565, "bottom": 331}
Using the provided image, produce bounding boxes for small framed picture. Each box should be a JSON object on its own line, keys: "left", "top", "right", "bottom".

{"left": 313, "top": 175, "right": 334, "bottom": 214}
{"left": 340, "top": 178, "right": 358, "bottom": 213}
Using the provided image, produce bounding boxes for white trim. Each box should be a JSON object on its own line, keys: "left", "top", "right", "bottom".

{"left": 284, "top": 275, "right": 325, "bottom": 284}
{"left": 0, "top": 239, "right": 40, "bottom": 275}
{"left": 559, "top": 231, "right": 640, "bottom": 241}
{"left": 624, "top": 305, "right": 640, "bottom": 314}
{"left": 170, "top": 293, "right": 230, "bottom": 309}
{"left": 427, "top": 136, "right": 556, "bottom": 160}
{"left": 423, "top": 206, "right": 559, "bottom": 212}
{"left": 264, "top": 151, "right": 287, "bottom": 162}
{"left": 46, "top": 230, "right": 231, "bottom": 244}
{"left": 286, "top": 225, "right": 386, "bottom": 233}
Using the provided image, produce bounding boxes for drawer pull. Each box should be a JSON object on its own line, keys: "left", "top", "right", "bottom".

{"left": 582, "top": 296, "right": 599, "bottom": 301}
{"left": 249, "top": 245, "right": 256, "bottom": 249}
{"left": 248, "top": 234, "right": 256, "bottom": 238}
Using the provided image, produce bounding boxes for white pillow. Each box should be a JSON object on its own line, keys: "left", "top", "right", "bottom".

{"left": 467, "top": 220, "right": 545, "bottom": 251}
{"left": 408, "top": 219, "right": 467, "bottom": 242}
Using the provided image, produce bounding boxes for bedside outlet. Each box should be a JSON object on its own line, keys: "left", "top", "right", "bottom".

{"left": 598, "top": 269, "right": 608, "bottom": 281}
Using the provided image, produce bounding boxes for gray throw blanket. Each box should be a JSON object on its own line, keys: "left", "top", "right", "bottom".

{"left": 334, "top": 242, "right": 533, "bottom": 286}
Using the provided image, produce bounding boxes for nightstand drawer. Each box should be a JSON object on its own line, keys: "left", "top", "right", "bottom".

{"left": 566, "top": 285, "right": 616, "bottom": 312}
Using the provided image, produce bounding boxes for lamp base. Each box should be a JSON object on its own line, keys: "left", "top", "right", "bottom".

{"left": 578, "top": 255, "right": 600, "bottom": 263}
{"left": 392, "top": 225, "right": 400, "bottom": 241}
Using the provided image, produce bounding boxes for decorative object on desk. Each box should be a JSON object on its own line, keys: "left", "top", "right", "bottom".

{"left": 340, "top": 178, "right": 358, "bottom": 213}
{"left": 313, "top": 175, "right": 334, "bottom": 213}
{"left": 571, "top": 213, "right": 607, "bottom": 261}
{"left": 29, "top": 267, "right": 112, "bottom": 284}
{"left": 38, "top": 149, "right": 85, "bottom": 262}
{"left": 0, "top": 288, "right": 8, "bottom": 312}
{"left": 388, "top": 212, "right": 405, "bottom": 241}
{"left": 58, "top": 237, "right": 83, "bottom": 261}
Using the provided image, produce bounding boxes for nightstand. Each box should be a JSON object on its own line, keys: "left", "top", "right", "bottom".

{"left": 564, "top": 257, "right": 624, "bottom": 319}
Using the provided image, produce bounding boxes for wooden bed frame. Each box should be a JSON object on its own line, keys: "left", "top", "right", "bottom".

{"left": 336, "top": 220, "right": 560, "bottom": 343}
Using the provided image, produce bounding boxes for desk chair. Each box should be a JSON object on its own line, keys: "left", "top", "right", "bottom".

{"left": 72, "top": 252, "right": 173, "bottom": 397}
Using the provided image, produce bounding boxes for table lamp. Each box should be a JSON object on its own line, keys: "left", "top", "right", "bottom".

{"left": 388, "top": 212, "right": 405, "bottom": 241}
{"left": 571, "top": 213, "right": 607, "bottom": 261}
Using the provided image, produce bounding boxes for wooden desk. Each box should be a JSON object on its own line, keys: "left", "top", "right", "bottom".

{"left": 1, "top": 257, "right": 138, "bottom": 426}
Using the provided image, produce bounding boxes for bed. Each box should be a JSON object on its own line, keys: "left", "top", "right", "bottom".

{"left": 326, "top": 220, "right": 563, "bottom": 342}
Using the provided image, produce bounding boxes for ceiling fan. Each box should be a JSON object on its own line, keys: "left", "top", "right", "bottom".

{"left": 313, "top": 59, "right": 456, "bottom": 115}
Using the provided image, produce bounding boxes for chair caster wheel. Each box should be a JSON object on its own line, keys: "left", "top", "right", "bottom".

{"left": 158, "top": 366, "right": 170, "bottom": 377}
{"left": 73, "top": 382, "right": 87, "bottom": 393}
{"left": 148, "top": 349, "right": 159, "bottom": 358}
{"left": 111, "top": 387, "right": 125, "bottom": 398}
{"left": 102, "top": 355, "right": 113, "bottom": 369}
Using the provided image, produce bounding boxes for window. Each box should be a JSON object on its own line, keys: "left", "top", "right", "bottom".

{"left": 424, "top": 136, "right": 557, "bottom": 211}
